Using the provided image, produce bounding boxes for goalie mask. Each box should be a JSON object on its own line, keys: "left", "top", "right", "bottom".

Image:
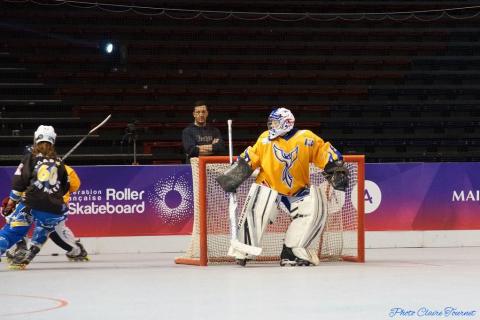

{"left": 267, "top": 107, "right": 295, "bottom": 140}
{"left": 34, "top": 125, "right": 56, "bottom": 145}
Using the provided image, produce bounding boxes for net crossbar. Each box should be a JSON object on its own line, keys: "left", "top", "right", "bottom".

{"left": 175, "top": 155, "right": 364, "bottom": 266}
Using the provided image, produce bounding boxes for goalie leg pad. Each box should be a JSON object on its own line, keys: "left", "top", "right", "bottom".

{"left": 227, "top": 239, "right": 262, "bottom": 260}
{"left": 228, "top": 183, "right": 278, "bottom": 258}
{"left": 238, "top": 183, "right": 279, "bottom": 248}
{"left": 284, "top": 185, "right": 327, "bottom": 265}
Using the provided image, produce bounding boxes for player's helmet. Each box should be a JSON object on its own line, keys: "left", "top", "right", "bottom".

{"left": 267, "top": 107, "right": 295, "bottom": 140}
{"left": 34, "top": 125, "right": 56, "bottom": 145}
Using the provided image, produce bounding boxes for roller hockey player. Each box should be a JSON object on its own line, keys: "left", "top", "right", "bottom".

{"left": 44, "top": 164, "right": 89, "bottom": 262}
{"left": 3, "top": 165, "right": 89, "bottom": 266}
{"left": 217, "top": 107, "right": 348, "bottom": 266}
{"left": 0, "top": 125, "right": 71, "bottom": 269}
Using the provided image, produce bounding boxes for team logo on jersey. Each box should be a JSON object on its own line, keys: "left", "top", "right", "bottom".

{"left": 33, "top": 160, "right": 62, "bottom": 194}
{"left": 327, "top": 145, "right": 342, "bottom": 162}
{"left": 242, "top": 148, "right": 251, "bottom": 163}
{"left": 273, "top": 144, "right": 298, "bottom": 188}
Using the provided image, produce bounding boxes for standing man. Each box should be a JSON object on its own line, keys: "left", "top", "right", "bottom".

{"left": 182, "top": 101, "right": 226, "bottom": 163}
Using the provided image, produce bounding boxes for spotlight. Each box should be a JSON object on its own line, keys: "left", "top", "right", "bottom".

{"left": 105, "top": 42, "right": 114, "bottom": 54}
{"left": 100, "top": 40, "right": 128, "bottom": 71}
{"left": 100, "top": 40, "right": 117, "bottom": 55}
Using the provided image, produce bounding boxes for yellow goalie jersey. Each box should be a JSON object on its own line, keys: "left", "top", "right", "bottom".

{"left": 240, "top": 129, "right": 342, "bottom": 196}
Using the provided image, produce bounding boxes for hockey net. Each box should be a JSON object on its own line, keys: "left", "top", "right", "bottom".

{"left": 175, "top": 155, "right": 364, "bottom": 266}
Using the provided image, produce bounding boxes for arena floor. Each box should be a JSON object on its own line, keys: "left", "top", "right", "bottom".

{"left": 1, "top": 247, "right": 479, "bottom": 320}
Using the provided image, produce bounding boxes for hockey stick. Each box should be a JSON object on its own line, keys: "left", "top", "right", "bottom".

{"left": 227, "top": 119, "right": 238, "bottom": 240}
{"left": 61, "top": 114, "right": 112, "bottom": 161}
{"left": 227, "top": 119, "right": 262, "bottom": 257}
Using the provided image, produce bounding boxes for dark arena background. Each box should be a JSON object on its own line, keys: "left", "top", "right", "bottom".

{"left": 1, "top": 0, "right": 480, "bottom": 165}
{"left": 0, "top": 1, "right": 479, "bottom": 320}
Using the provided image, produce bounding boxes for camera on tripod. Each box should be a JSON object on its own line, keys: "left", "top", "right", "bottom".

{"left": 121, "top": 121, "right": 139, "bottom": 165}
{"left": 125, "top": 122, "right": 137, "bottom": 137}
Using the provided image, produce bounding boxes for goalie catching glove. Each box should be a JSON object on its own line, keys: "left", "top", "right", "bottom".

{"left": 216, "top": 157, "right": 253, "bottom": 193}
{"left": 323, "top": 160, "right": 349, "bottom": 192}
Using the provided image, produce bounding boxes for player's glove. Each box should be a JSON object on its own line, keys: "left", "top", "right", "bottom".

{"left": 323, "top": 160, "right": 349, "bottom": 192}
{"left": 0, "top": 197, "right": 16, "bottom": 217}
{"left": 216, "top": 157, "right": 254, "bottom": 193}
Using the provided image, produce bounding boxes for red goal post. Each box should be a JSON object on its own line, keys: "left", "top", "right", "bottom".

{"left": 175, "top": 155, "right": 365, "bottom": 266}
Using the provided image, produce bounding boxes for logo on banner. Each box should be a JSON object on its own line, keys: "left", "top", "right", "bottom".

{"left": 452, "top": 190, "right": 480, "bottom": 202}
{"left": 69, "top": 188, "right": 146, "bottom": 215}
{"left": 351, "top": 179, "right": 382, "bottom": 214}
{"left": 147, "top": 174, "right": 193, "bottom": 224}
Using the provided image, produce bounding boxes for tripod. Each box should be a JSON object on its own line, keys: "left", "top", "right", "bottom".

{"left": 121, "top": 122, "right": 139, "bottom": 165}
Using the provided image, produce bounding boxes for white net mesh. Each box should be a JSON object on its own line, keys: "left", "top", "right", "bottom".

{"left": 177, "top": 156, "right": 363, "bottom": 265}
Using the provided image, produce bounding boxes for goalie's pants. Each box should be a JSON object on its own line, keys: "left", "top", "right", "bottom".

{"left": 0, "top": 202, "right": 66, "bottom": 255}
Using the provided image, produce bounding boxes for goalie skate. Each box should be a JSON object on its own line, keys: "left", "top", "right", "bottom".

{"left": 66, "top": 240, "right": 90, "bottom": 262}
{"left": 279, "top": 245, "right": 313, "bottom": 267}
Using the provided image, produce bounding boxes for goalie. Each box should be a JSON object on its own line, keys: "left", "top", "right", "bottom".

{"left": 216, "top": 107, "right": 348, "bottom": 266}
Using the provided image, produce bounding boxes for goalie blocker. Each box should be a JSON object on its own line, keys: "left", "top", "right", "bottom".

{"left": 216, "top": 157, "right": 253, "bottom": 193}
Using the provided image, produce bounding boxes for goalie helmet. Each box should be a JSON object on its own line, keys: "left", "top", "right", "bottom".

{"left": 267, "top": 107, "right": 295, "bottom": 140}
{"left": 34, "top": 125, "right": 56, "bottom": 145}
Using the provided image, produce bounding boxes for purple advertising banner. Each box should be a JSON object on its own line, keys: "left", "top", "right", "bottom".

{"left": 365, "top": 162, "right": 480, "bottom": 230}
{"left": 1, "top": 162, "right": 479, "bottom": 235}
{"left": 0, "top": 165, "right": 194, "bottom": 236}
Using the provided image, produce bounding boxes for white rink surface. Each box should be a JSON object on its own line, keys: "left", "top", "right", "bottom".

{"left": 1, "top": 247, "right": 479, "bottom": 320}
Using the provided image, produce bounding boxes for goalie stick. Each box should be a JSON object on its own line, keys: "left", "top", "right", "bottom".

{"left": 226, "top": 119, "right": 262, "bottom": 257}
{"left": 227, "top": 120, "right": 238, "bottom": 239}
{"left": 61, "top": 114, "right": 112, "bottom": 161}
